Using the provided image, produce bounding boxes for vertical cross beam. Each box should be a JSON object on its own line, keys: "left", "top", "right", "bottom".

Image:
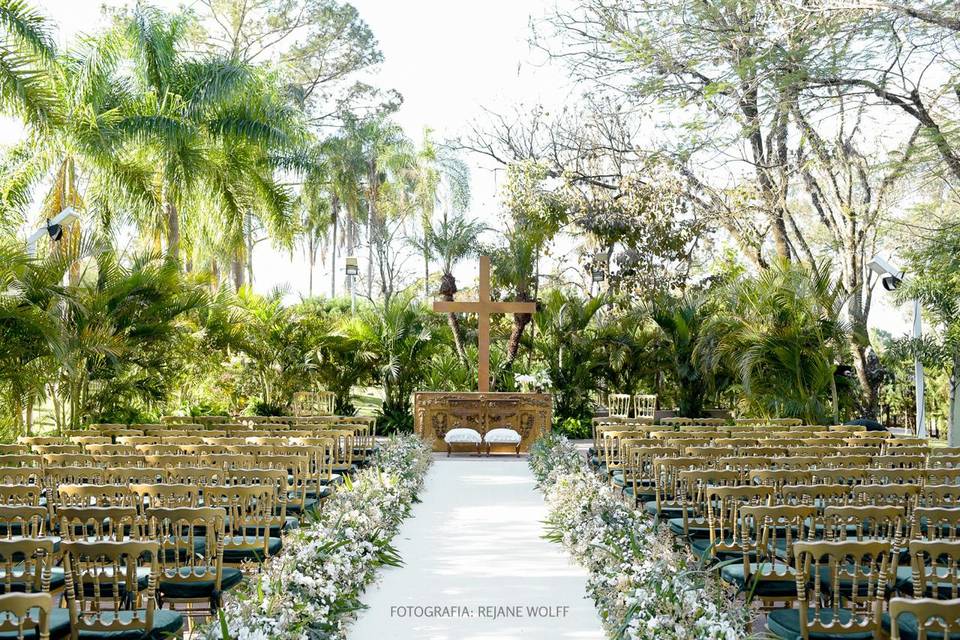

{"left": 478, "top": 256, "right": 491, "bottom": 392}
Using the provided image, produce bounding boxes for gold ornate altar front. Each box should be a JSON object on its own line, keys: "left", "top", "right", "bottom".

{"left": 414, "top": 392, "right": 552, "bottom": 452}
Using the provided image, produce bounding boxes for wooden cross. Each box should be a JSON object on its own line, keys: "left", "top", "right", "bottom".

{"left": 433, "top": 256, "right": 537, "bottom": 392}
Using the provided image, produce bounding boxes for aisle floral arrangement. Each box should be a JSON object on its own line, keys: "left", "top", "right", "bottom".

{"left": 207, "top": 434, "right": 433, "bottom": 640}
{"left": 529, "top": 434, "right": 752, "bottom": 640}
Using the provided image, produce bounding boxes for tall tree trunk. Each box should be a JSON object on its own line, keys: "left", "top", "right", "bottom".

{"left": 330, "top": 196, "right": 339, "bottom": 298}
{"left": 245, "top": 211, "right": 254, "bottom": 288}
{"left": 165, "top": 199, "right": 180, "bottom": 262}
{"left": 367, "top": 160, "right": 377, "bottom": 299}
{"left": 231, "top": 257, "right": 245, "bottom": 291}
{"left": 439, "top": 272, "right": 467, "bottom": 364}
{"left": 949, "top": 352, "right": 960, "bottom": 446}
{"left": 505, "top": 292, "right": 533, "bottom": 368}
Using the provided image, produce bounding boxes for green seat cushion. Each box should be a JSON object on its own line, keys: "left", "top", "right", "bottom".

{"left": 223, "top": 537, "right": 282, "bottom": 564}
{"left": 75, "top": 609, "right": 184, "bottom": 640}
{"left": 667, "top": 517, "right": 710, "bottom": 538}
{"left": 285, "top": 497, "right": 319, "bottom": 515}
{"left": 0, "top": 607, "right": 70, "bottom": 639}
{"left": 689, "top": 537, "right": 741, "bottom": 561}
{"left": 159, "top": 566, "right": 243, "bottom": 599}
{"left": 882, "top": 611, "right": 960, "bottom": 640}
{"left": 610, "top": 471, "right": 626, "bottom": 487}
{"left": 767, "top": 607, "right": 875, "bottom": 639}
{"left": 643, "top": 500, "right": 686, "bottom": 519}
{"left": 719, "top": 562, "right": 798, "bottom": 598}
{"left": 621, "top": 486, "right": 655, "bottom": 503}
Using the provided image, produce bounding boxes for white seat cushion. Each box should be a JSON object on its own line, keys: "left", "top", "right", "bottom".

{"left": 484, "top": 428, "right": 522, "bottom": 444}
{"left": 444, "top": 428, "right": 482, "bottom": 444}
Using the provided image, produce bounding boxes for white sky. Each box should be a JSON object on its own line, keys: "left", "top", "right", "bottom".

{"left": 20, "top": 0, "right": 914, "bottom": 336}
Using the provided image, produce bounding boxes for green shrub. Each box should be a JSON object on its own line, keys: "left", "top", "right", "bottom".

{"left": 553, "top": 416, "right": 591, "bottom": 439}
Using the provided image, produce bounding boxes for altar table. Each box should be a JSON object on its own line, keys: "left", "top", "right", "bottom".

{"left": 413, "top": 392, "right": 552, "bottom": 453}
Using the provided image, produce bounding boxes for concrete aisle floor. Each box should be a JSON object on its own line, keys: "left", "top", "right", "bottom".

{"left": 348, "top": 457, "right": 605, "bottom": 640}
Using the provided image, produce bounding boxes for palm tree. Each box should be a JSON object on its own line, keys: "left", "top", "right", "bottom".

{"left": 345, "top": 293, "right": 435, "bottom": 433}
{"left": 696, "top": 259, "right": 849, "bottom": 423}
{"left": 319, "top": 129, "right": 366, "bottom": 297}
{"left": 427, "top": 214, "right": 485, "bottom": 364}
{"left": 410, "top": 130, "right": 471, "bottom": 296}
{"left": 492, "top": 228, "right": 538, "bottom": 369}
{"left": 0, "top": 0, "right": 58, "bottom": 128}
{"left": 353, "top": 115, "right": 414, "bottom": 298}
{"left": 648, "top": 293, "right": 711, "bottom": 418}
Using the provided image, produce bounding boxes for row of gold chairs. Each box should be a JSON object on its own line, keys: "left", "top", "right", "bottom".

{"left": 591, "top": 427, "right": 960, "bottom": 638}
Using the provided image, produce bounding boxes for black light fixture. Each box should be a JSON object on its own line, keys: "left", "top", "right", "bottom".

{"left": 881, "top": 275, "right": 902, "bottom": 291}
{"left": 46, "top": 219, "right": 63, "bottom": 242}
{"left": 345, "top": 256, "right": 359, "bottom": 276}
{"left": 591, "top": 252, "right": 609, "bottom": 283}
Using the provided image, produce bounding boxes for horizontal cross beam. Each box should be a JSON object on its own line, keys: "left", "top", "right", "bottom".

{"left": 433, "top": 301, "right": 537, "bottom": 314}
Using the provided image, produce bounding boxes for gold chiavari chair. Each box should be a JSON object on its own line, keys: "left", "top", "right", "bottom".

{"left": 136, "top": 445, "right": 181, "bottom": 456}
{"left": 606, "top": 393, "right": 631, "bottom": 418}
{"left": 198, "top": 454, "right": 255, "bottom": 470}
{"left": 42, "top": 468, "right": 105, "bottom": 496}
{"left": 0, "top": 592, "right": 57, "bottom": 640}
{"left": 61, "top": 540, "right": 184, "bottom": 639}
{"left": 650, "top": 457, "right": 705, "bottom": 520}
{"left": 903, "top": 541, "right": 960, "bottom": 601}
{"left": 822, "top": 455, "right": 875, "bottom": 469}
{"left": 766, "top": 540, "right": 888, "bottom": 639}
{"left": 624, "top": 446, "right": 678, "bottom": 506}
{"left": 40, "top": 454, "right": 92, "bottom": 468}
{"left": 776, "top": 456, "right": 826, "bottom": 470}
{"left": 739, "top": 446, "right": 788, "bottom": 458}
{"left": 703, "top": 485, "right": 775, "bottom": 559}
{"left": 149, "top": 506, "right": 242, "bottom": 617}
{"left": 91, "top": 455, "right": 144, "bottom": 469}
{"left": 886, "top": 597, "right": 960, "bottom": 640}
{"left": 921, "top": 485, "right": 960, "bottom": 509}
{"left": 674, "top": 469, "right": 740, "bottom": 543}
{"left": 202, "top": 485, "right": 283, "bottom": 568}
{"left": 84, "top": 444, "right": 138, "bottom": 457}
{"left": 722, "top": 504, "right": 817, "bottom": 608}
{"left": 55, "top": 484, "right": 136, "bottom": 510}
{"left": 115, "top": 436, "right": 161, "bottom": 447}
{"left": 781, "top": 484, "right": 852, "bottom": 516}
{"left": 256, "top": 454, "right": 315, "bottom": 516}
{"left": 715, "top": 456, "right": 772, "bottom": 483}
{"left": 0, "top": 505, "right": 48, "bottom": 539}
{"left": 32, "top": 446, "right": 81, "bottom": 456}
{"left": 750, "top": 469, "right": 813, "bottom": 493}
{"left": 854, "top": 484, "right": 920, "bottom": 520}
{"left": 70, "top": 436, "right": 111, "bottom": 448}
{"left": 873, "top": 455, "right": 927, "bottom": 470}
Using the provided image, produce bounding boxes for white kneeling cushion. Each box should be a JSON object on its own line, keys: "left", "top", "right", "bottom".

{"left": 444, "top": 428, "right": 482, "bottom": 444}
{"left": 484, "top": 428, "right": 522, "bottom": 444}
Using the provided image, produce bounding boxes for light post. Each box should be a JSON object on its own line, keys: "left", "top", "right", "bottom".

{"left": 345, "top": 256, "right": 359, "bottom": 314}
{"left": 26, "top": 207, "right": 78, "bottom": 257}
{"left": 590, "top": 252, "right": 608, "bottom": 297}
{"left": 868, "top": 255, "right": 927, "bottom": 438}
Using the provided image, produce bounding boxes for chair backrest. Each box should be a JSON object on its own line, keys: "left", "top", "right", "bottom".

{"left": 607, "top": 394, "right": 631, "bottom": 418}
{"left": 633, "top": 394, "right": 656, "bottom": 419}
{"left": 781, "top": 484, "right": 851, "bottom": 511}
{"left": 202, "top": 485, "right": 280, "bottom": 564}
{"left": 62, "top": 540, "right": 158, "bottom": 637}
{"left": 0, "top": 538, "right": 54, "bottom": 594}
{"left": 922, "top": 485, "right": 960, "bottom": 509}
{"left": 889, "top": 597, "right": 960, "bottom": 640}
{"left": 810, "top": 468, "right": 868, "bottom": 485}
{"left": 929, "top": 455, "right": 960, "bottom": 469}
{"left": 0, "top": 592, "right": 52, "bottom": 640}
{"left": 822, "top": 505, "right": 905, "bottom": 544}
{"left": 105, "top": 467, "right": 162, "bottom": 485}
{"left": 42, "top": 467, "right": 105, "bottom": 489}
{"left": 907, "top": 541, "right": 960, "bottom": 601}
{"left": 854, "top": 484, "right": 920, "bottom": 517}
{"left": 794, "top": 540, "right": 889, "bottom": 637}
{"left": 749, "top": 469, "right": 813, "bottom": 491}
{"left": 58, "top": 506, "right": 147, "bottom": 541}
{"left": 0, "top": 486, "right": 42, "bottom": 508}
{"left": 912, "top": 508, "right": 960, "bottom": 542}
{"left": 56, "top": 484, "right": 136, "bottom": 510}
{"left": 0, "top": 505, "right": 47, "bottom": 539}
{"left": 143, "top": 454, "right": 196, "bottom": 468}
{"left": 129, "top": 483, "right": 199, "bottom": 512}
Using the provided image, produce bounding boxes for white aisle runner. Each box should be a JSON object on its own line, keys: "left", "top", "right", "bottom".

{"left": 348, "top": 458, "right": 605, "bottom": 640}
